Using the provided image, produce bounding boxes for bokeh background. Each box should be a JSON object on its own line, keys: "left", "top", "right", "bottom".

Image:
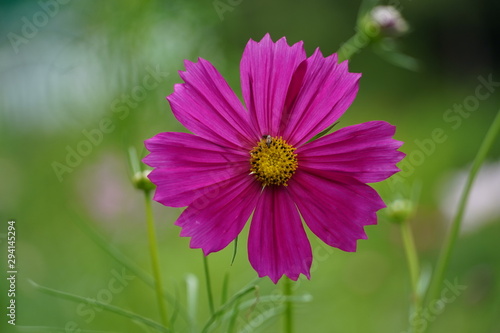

{"left": 1, "top": 0, "right": 500, "bottom": 332}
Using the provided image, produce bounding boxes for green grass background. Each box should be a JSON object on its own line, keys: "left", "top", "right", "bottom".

{"left": 1, "top": 0, "right": 499, "bottom": 332}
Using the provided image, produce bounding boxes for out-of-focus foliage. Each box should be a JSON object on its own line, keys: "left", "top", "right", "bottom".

{"left": 1, "top": 0, "right": 499, "bottom": 332}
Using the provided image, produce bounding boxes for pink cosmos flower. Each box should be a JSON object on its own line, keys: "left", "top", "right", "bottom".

{"left": 144, "top": 34, "right": 405, "bottom": 283}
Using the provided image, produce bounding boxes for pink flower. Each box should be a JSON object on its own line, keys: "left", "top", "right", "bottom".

{"left": 144, "top": 34, "right": 405, "bottom": 283}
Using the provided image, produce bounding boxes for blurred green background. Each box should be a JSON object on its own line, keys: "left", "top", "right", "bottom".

{"left": 1, "top": 0, "right": 500, "bottom": 332}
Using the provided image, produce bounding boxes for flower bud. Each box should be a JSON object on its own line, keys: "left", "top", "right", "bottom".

{"left": 386, "top": 198, "right": 415, "bottom": 224}
{"left": 369, "top": 6, "right": 409, "bottom": 37}
{"left": 132, "top": 170, "right": 155, "bottom": 192}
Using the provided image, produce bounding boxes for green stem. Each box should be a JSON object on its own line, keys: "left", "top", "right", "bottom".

{"left": 203, "top": 254, "right": 215, "bottom": 316}
{"left": 401, "top": 220, "right": 420, "bottom": 301}
{"left": 401, "top": 219, "right": 421, "bottom": 333}
{"left": 426, "top": 109, "right": 500, "bottom": 305}
{"left": 72, "top": 211, "right": 190, "bottom": 326}
{"left": 283, "top": 277, "right": 293, "bottom": 333}
{"left": 337, "top": 29, "right": 373, "bottom": 62}
{"left": 144, "top": 190, "right": 169, "bottom": 328}
{"left": 201, "top": 278, "right": 260, "bottom": 333}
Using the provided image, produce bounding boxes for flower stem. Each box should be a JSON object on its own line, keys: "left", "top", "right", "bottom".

{"left": 337, "top": 29, "right": 373, "bottom": 62}
{"left": 144, "top": 190, "right": 169, "bottom": 328}
{"left": 283, "top": 277, "right": 293, "bottom": 333}
{"left": 202, "top": 254, "right": 215, "bottom": 316}
{"left": 401, "top": 219, "right": 422, "bottom": 332}
{"left": 426, "top": 109, "right": 500, "bottom": 305}
{"left": 401, "top": 220, "right": 420, "bottom": 301}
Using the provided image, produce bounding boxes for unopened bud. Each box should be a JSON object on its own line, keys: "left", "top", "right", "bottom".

{"left": 369, "top": 6, "right": 408, "bottom": 37}
{"left": 386, "top": 198, "right": 414, "bottom": 224}
{"left": 132, "top": 170, "right": 155, "bottom": 192}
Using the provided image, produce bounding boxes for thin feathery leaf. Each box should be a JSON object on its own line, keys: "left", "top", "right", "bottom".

{"left": 185, "top": 274, "right": 199, "bottom": 333}
{"left": 30, "top": 280, "right": 169, "bottom": 333}
{"left": 16, "top": 327, "right": 119, "bottom": 333}
{"left": 202, "top": 278, "right": 261, "bottom": 333}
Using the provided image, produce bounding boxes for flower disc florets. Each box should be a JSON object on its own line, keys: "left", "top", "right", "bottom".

{"left": 250, "top": 136, "right": 298, "bottom": 187}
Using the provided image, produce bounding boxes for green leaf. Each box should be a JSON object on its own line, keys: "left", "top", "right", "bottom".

{"left": 221, "top": 270, "right": 230, "bottom": 305}
{"left": 226, "top": 297, "right": 241, "bottom": 333}
{"left": 237, "top": 306, "right": 283, "bottom": 333}
{"left": 308, "top": 122, "right": 339, "bottom": 143}
{"left": 230, "top": 236, "right": 239, "bottom": 266}
{"left": 425, "top": 109, "right": 500, "bottom": 307}
{"left": 417, "top": 263, "right": 432, "bottom": 303}
{"left": 373, "top": 41, "right": 419, "bottom": 72}
{"left": 30, "top": 280, "right": 170, "bottom": 333}
{"left": 202, "top": 278, "right": 261, "bottom": 333}
{"left": 71, "top": 213, "right": 187, "bottom": 325}
{"left": 128, "top": 146, "right": 141, "bottom": 175}
{"left": 185, "top": 273, "right": 199, "bottom": 333}
{"left": 16, "top": 327, "right": 120, "bottom": 333}
{"left": 219, "top": 293, "right": 312, "bottom": 326}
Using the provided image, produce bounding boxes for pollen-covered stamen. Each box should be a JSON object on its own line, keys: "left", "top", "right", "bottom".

{"left": 249, "top": 136, "right": 298, "bottom": 187}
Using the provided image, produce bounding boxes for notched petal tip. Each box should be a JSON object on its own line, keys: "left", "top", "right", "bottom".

{"left": 311, "top": 47, "right": 324, "bottom": 58}
{"left": 260, "top": 32, "right": 272, "bottom": 42}
{"left": 177, "top": 57, "right": 209, "bottom": 80}
{"left": 250, "top": 33, "right": 305, "bottom": 52}
{"left": 263, "top": 269, "right": 310, "bottom": 284}
{"left": 167, "top": 83, "right": 184, "bottom": 101}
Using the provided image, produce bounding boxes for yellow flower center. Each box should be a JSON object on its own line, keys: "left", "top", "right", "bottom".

{"left": 249, "top": 135, "right": 298, "bottom": 187}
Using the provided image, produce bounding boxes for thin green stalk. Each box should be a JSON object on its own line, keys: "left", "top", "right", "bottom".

{"left": 401, "top": 220, "right": 420, "bottom": 301}
{"left": 203, "top": 254, "right": 216, "bottom": 316}
{"left": 31, "top": 280, "right": 169, "bottom": 332}
{"left": 72, "top": 212, "right": 154, "bottom": 286}
{"left": 426, "top": 109, "right": 500, "bottom": 305}
{"left": 201, "top": 278, "right": 260, "bottom": 333}
{"left": 17, "top": 326, "right": 119, "bottom": 333}
{"left": 144, "top": 190, "right": 170, "bottom": 328}
{"left": 221, "top": 271, "right": 230, "bottom": 305}
{"left": 226, "top": 298, "right": 241, "bottom": 333}
{"left": 401, "top": 219, "right": 422, "bottom": 333}
{"left": 337, "top": 29, "right": 373, "bottom": 62}
{"left": 72, "top": 211, "right": 189, "bottom": 325}
{"left": 185, "top": 274, "right": 199, "bottom": 333}
{"left": 283, "top": 277, "right": 293, "bottom": 333}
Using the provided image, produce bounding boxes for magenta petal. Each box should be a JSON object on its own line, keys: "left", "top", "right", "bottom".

{"left": 176, "top": 174, "right": 261, "bottom": 255}
{"left": 240, "top": 34, "right": 306, "bottom": 137}
{"left": 297, "top": 121, "right": 405, "bottom": 183}
{"left": 144, "top": 132, "right": 249, "bottom": 207}
{"left": 288, "top": 169, "right": 385, "bottom": 252}
{"left": 248, "top": 187, "right": 312, "bottom": 283}
{"left": 144, "top": 132, "right": 248, "bottom": 167}
{"left": 282, "top": 50, "right": 361, "bottom": 146}
{"left": 167, "top": 58, "right": 256, "bottom": 149}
